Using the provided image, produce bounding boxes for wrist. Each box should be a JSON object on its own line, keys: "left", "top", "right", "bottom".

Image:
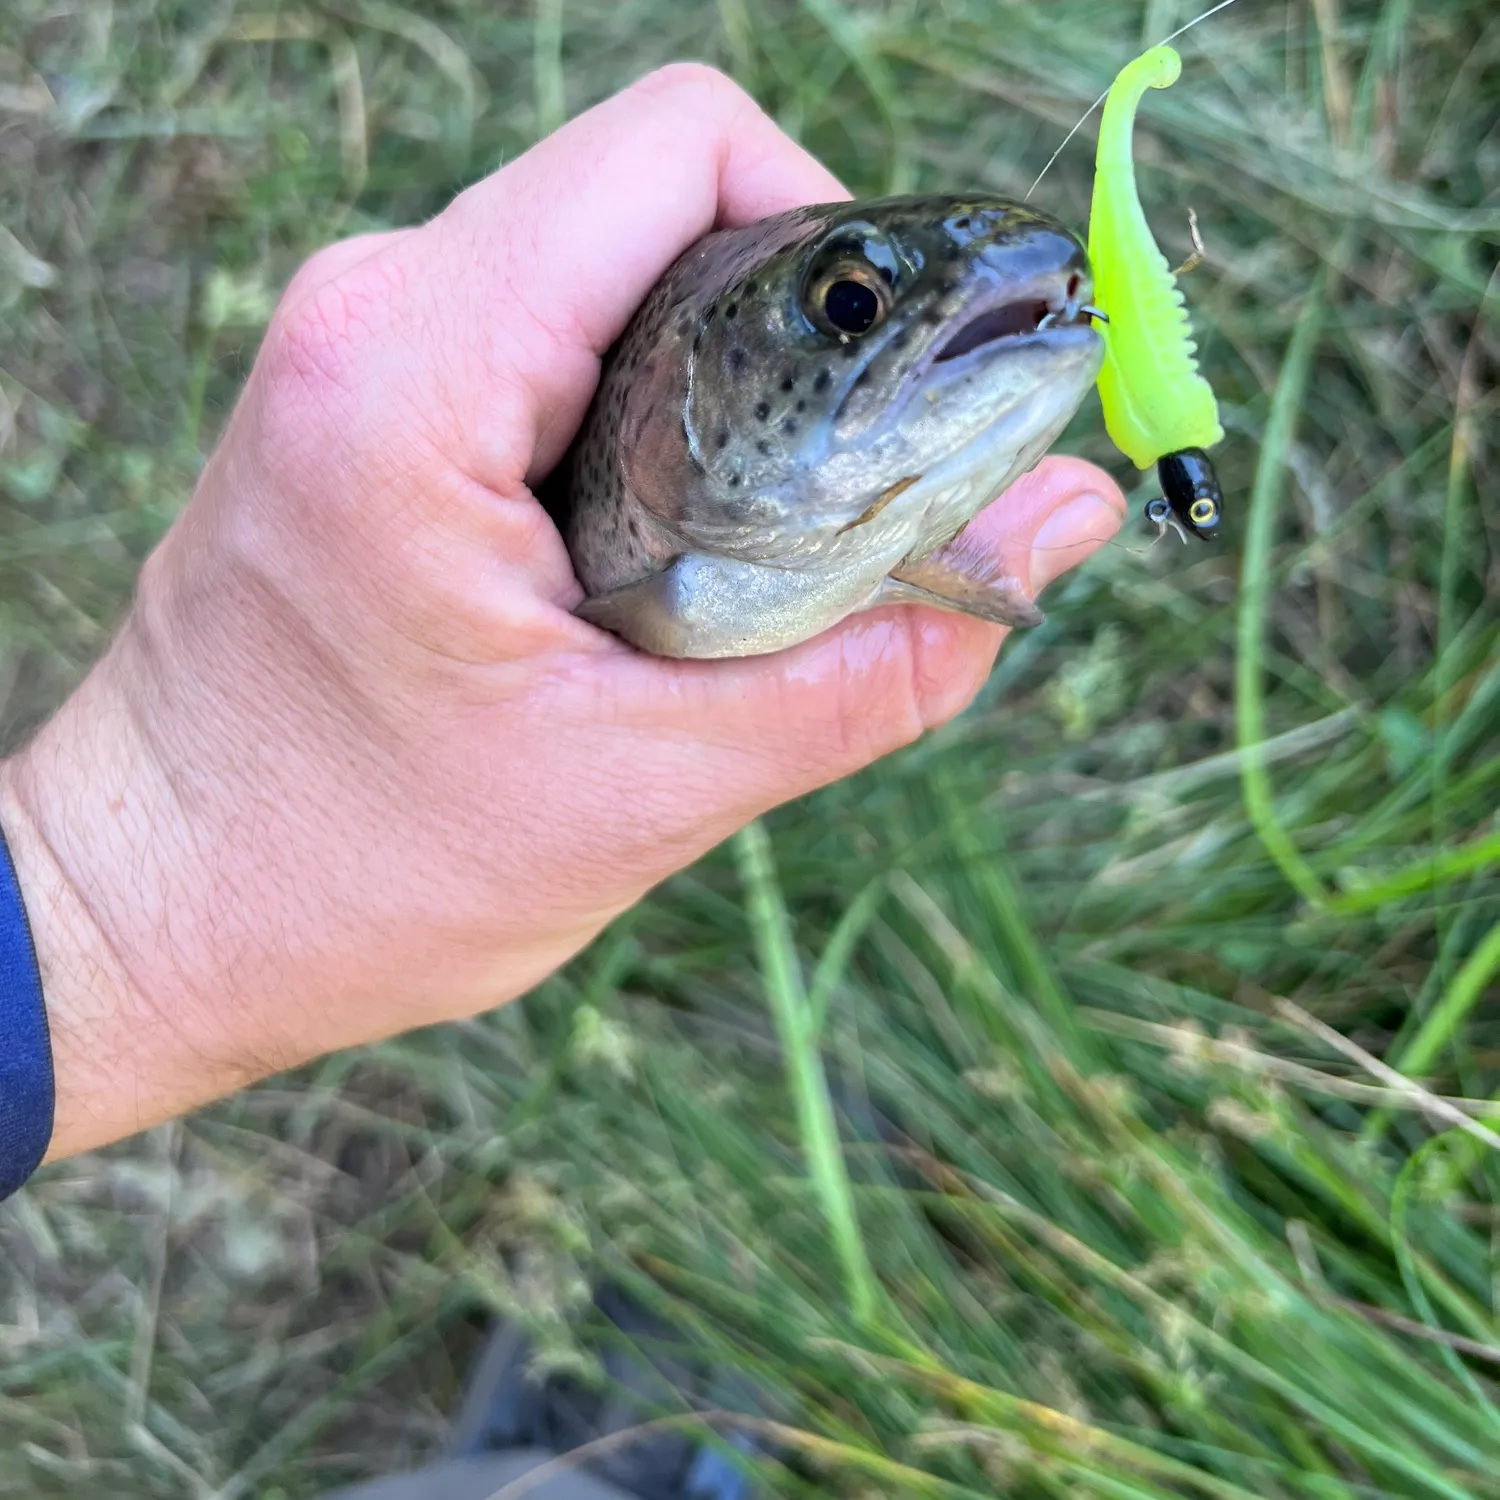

{"left": 0, "top": 623, "right": 265, "bottom": 1159}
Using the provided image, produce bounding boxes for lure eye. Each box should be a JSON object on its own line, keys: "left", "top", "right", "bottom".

{"left": 1188, "top": 497, "right": 1219, "bottom": 527}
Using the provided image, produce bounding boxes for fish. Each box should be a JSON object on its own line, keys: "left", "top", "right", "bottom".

{"left": 547, "top": 194, "right": 1105, "bottom": 659}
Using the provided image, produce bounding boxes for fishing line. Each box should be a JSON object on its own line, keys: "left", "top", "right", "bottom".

{"left": 1029, "top": 526, "right": 1189, "bottom": 560}
{"left": 1024, "top": 0, "right": 1243, "bottom": 200}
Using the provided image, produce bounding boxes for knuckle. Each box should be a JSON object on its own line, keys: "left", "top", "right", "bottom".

{"left": 842, "top": 624, "right": 929, "bottom": 764}
{"left": 752, "top": 621, "right": 929, "bottom": 786}
{"left": 904, "top": 613, "right": 994, "bottom": 732}
{"left": 627, "top": 60, "right": 748, "bottom": 118}
{"left": 261, "top": 245, "right": 408, "bottom": 414}
{"left": 264, "top": 288, "right": 364, "bottom": 407}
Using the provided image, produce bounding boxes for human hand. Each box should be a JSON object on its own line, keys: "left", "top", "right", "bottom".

{"left": 0, "top": 64, "right": 1125, "bottom": 1159}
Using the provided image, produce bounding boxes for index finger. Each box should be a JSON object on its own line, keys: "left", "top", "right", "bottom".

{"left": 442, "top": 63, "right": 850, "bottom": 359}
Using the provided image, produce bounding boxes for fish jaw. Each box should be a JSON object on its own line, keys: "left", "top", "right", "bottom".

{"left": 812, "top": 322, "right": 1105, "bottom": 568}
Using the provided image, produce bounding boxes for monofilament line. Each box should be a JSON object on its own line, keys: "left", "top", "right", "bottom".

{"left": 1024, "top": 0, "right": 1244, "bottom": 200}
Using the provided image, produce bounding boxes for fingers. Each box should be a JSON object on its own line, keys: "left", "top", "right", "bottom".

{"left": 439, "top": 63, "right": 847, "bottom": 357}
{"left": 252, "top": 64, "right": 848, "bottom": 497}
{"left": 421, "top": 63, "right": 849, "bottom": 483}
{"left": 653, "top": 457, "right": 1126, "bottom": 806}
{"left": 958, "top": 455, "right": 1129, "bottom": 599}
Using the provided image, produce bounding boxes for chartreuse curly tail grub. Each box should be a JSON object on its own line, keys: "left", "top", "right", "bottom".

{"left": 1087, "top": 45, "right": 1226, "bottom": 542}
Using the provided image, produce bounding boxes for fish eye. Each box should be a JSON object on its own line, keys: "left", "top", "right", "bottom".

{"left": 1189, "top": 497, "right": 1219, "bottom": 526}
{"left": 805, "top": 261, "right": 891, "bottom": 339}
{"left": 802, "top": 224, "right": 901, "bottom": 340}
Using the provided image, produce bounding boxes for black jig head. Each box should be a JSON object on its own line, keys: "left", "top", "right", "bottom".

{"left": 1145, "top": 447, "right": 1223, "bottom": 544}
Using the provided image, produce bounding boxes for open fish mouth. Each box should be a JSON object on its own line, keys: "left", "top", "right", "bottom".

{"left": 933, "top": 279, "right": 1106, "bottom": 363}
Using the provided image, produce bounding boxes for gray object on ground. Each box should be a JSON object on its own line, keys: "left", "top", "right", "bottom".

{"left": 321, "top": 1291, "right": 762, "bottom": 1500}
{"left": 323, "top": 1448, "right": 639, "bottom": 1500}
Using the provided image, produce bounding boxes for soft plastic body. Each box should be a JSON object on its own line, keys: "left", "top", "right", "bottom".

{"left": 1088, "top": 45, "right": 1223, "bottom": 470}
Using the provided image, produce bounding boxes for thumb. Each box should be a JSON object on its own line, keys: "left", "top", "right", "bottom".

{"left": 655, "top": 456, "right": 1127, "bottom": 808}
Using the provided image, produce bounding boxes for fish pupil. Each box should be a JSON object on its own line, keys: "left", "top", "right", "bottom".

{"left": 823, "top": 279, "right": 880, "bottom": 335}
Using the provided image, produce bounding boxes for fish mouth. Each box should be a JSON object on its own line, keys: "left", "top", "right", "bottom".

{"left": 829, "top": 265, "right": 1104, "bottom": 446}
{"left": 932, "top": 278, "right": 1104, "bottom": 363}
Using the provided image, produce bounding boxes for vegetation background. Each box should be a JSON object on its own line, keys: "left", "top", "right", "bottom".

{"left": 1, "top": 0, "right": 1497, "bottom": 1496}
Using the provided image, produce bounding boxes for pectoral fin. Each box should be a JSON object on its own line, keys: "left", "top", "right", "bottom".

{"left": 575, "top": 561, "right": 721, "bottom": 659}
{"left": 575, "top": 552, "right": 885, "bottom": 659}
{"left": 882, "top": 529, "right": 1045, "bottom": 629}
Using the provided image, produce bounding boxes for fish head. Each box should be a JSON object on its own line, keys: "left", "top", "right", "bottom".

{"left": 668, "top": 195, "right": 1105, "bottom": 554}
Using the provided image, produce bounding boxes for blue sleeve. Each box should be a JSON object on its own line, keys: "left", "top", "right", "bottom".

{"left": 0, "top": 818, "right": 54, "bottom": 1201}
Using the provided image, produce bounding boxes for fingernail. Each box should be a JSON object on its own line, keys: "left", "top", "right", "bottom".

{"left": 1029, "top": 492, "right": 1122, "bottom": 592}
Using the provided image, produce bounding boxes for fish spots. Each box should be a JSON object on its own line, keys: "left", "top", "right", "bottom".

{"left": 756, "top": 439, "right": 772, "bottom": 455}
{"left": 728, "top": 347, "right": 749, "bottom": 373}
{"left": 813, "top": 369, "right": 831, "bottom": 393}
{"left": 724, "top": 302, "right": 739, "bottom": 319}
{"left": 780, "top": 418, "right": 797, "bottom": 436}
{"left": 755, "top": 401, "right": 770, "bottom": 420}
{"left": 796, "top": 399, "right": 806, "bottom": 413}
{"left": 728, "top": 473, "right": 742, "bottom": 487}
{"left": 715, "top": 428, "right": 730, "bottom": 449}
{"left": 779, "top": 375, "right": 796, "bottom": 392}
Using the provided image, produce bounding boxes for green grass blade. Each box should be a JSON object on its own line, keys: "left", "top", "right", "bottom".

{"left": 533, "top": 0, "right": 566, "bottom": 138}
{"left": 1329, "top": 832, "right": 1500, "bottom": 915}
{"left": 1390, "top": 922, "right": 1500, "bottom": 1082}
{"left": 1235, "top": 265, "right": 1335, "bottom": 912}
{"left": 1390, "top": 1131, "right": 1500, "bottom": 1441}
{"left": 735, "top": 821, "right": 878, "bottom": 1326}
{"left": 807, "top": 875, "right": 886, "bottom": 1040}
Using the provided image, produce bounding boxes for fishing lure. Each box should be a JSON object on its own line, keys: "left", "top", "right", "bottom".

{"left": 1086, "top": 45, "right": 1225, "bottom": 543}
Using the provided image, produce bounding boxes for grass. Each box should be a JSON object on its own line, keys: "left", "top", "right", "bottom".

{"left": 1, "top": 0, "right": 1497, "bottom": 1496}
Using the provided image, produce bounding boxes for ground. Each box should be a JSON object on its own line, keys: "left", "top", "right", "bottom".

{"left": 1, "top": 3, "right": 1497, "bottom": 1497}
